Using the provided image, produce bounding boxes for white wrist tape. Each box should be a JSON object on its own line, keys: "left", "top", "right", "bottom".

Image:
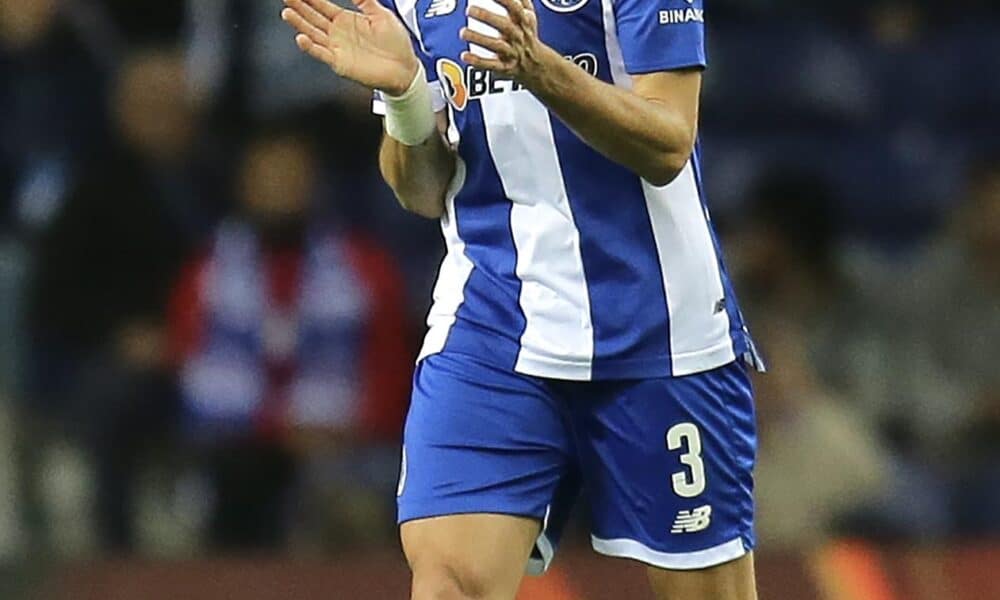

{"left": 384, "top": 63, "right": 436, "bottom": 146}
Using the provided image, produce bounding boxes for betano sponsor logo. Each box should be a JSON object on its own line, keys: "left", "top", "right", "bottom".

{"left": 437, "top": 53, "right": 598, "bottom": 110}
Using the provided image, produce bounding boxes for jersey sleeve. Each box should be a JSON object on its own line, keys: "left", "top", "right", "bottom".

{"left": 372, "top": 0, "right": 448, "bottom": 114}
{"left": 613, "top": 0, "right": 707, "bottom": 75}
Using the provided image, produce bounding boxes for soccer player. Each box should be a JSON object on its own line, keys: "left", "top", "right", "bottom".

{"left": 281, "top": 0, "right": 763, "bottom": 597}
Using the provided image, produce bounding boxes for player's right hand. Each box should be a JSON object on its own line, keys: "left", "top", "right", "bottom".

{"left": 282, "top": 0, "right": 420, "bottom": 97}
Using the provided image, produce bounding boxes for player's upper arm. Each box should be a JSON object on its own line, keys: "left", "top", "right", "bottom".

{"left": 632, "top": 69, "right": 702, "bottom": 153}
{"left": 615, "top": 0, "right": 706, "bottom": 171}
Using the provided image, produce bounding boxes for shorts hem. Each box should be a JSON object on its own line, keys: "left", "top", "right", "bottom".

{"left": 590, "top": 535, "right": 748, "bottom": 571}
{"left": 398, "top": 499, "right": 547, "bottom": 527}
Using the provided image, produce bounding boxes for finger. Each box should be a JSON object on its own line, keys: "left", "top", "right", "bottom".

{"left": 296, "top": 34, "right": 337, "bottom": 65}
{"left": 460, "top": 28, "right": 516, "bottom": 58}
{"left": 522, "top": 0, "right": 537, "bottom": 26}
{"left": 461, "top": 51, "right": 512, "bottom": 74}
{"left": 523, "top": 7, "right": 537, "bottom": 30}
{"left": 519, "top": 0, "right": 537, "bottom": 30}
{"left": 491, "top": 0, "right": 528, "bottom": 24}
{"left": 466, "top": 8, "right": 520, "bottom": 40}
{"left": 302, "top": 0, "right": 341, "bottom": 19}
{"left": 284, "top": 0, "right": 331, "bottom": 30}
{"left": 282, "top": 8, "right": 329, "bottom": 45}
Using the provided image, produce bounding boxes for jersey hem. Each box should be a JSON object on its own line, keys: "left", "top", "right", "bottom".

{"left": 670, "top": 336, "right": 739, "bottom": 377}
{"left": 419, "top": 318, "right": 749, "bottom": 380}
{"left": 417, "top": 332, "right": 741, "bottom": 381}
{"left": 417, "top": 319, "right": 457, "bottom": 363}
{"left": 514, "top": 335, "right": 743, "bottom": 380}
{"left": 514, "top": 351, "right": 593, "bottom": 381}
{"left": 590, "top": 535, "right": 747, "bottom": 571}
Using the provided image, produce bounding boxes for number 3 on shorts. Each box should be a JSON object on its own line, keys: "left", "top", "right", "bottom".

{"left": 666, "top": 423, "right": 706, "bottom": 498}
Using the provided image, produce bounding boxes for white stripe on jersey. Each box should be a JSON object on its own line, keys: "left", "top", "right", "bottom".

{"left": 603, "top": 1, "right": 737, "bottom": 375}
{"left": 600, "top": 0, "right": 631, "bottom": 89}
{"left": 642, "top": 164, "right": 736, "bottom": 375}
{"left": 480, "top": 92, "right": 595, "bottom": 379}
{"left": 419, "top": 160, "right": 474, "bottom": 361}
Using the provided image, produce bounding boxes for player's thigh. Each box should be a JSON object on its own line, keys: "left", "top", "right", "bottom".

{"left": 399, "top": 353, "right": 572, "bottom": 597}
{"left": 572, "top": 361, "right": 757, "bottom": 573}
{"left": 647, "top": 552, "right": 757, "bottom": 600}
{"left": 402, "top": 514, "right": 540, "bottom": 600}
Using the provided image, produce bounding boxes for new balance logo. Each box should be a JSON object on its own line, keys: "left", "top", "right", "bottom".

{"left": 426, "top": 0, "right": 457, "bottom": 17}
{"left": 671, "top": 505, "right": 712, "bottom": 534}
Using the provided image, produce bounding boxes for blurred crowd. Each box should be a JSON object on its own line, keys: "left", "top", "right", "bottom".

{"left": 0, "top": 0, "right": 997, "bottom": 561}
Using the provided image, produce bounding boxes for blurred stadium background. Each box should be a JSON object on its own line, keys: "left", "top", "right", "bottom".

{"left": 1, "top": 0, "right": 999, "bottom": 598}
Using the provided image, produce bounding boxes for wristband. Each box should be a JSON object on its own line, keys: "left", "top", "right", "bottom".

{"left": 384, "top": 63, "right": 436, "bottom": 146}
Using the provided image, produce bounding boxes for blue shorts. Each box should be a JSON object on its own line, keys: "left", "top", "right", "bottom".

{"left": 397, "top": 352, "right": 757, "bottom": 573}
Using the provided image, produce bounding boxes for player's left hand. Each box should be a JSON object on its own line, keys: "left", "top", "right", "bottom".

{"left": 460, "top": 0, "right": 553, "bottom": 87}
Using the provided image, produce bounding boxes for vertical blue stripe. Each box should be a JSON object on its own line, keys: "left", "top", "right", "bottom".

{"left": 442, "top": 103, "right": 527, "bottom": 369}
{"left": 547, "top": 18, "right": 673, "bottom": 378}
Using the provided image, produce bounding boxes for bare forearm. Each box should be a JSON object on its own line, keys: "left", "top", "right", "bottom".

{"left": 522, "top": 48, "right": 698, "bottom": 186}
{"left": 379, "top": 130, "right": 455, "bottom": 219}
{"left": 459, "top": 0, "right": 703, "bottom": 186}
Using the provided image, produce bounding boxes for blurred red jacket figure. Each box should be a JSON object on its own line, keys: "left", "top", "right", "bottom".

{"left": 168, "top": 220, "right": 411, "bottom": 443}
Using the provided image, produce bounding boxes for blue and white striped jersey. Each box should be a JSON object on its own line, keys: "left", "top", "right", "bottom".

{"left": 375, "top": 0, "right": 758, "bottom": 380}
